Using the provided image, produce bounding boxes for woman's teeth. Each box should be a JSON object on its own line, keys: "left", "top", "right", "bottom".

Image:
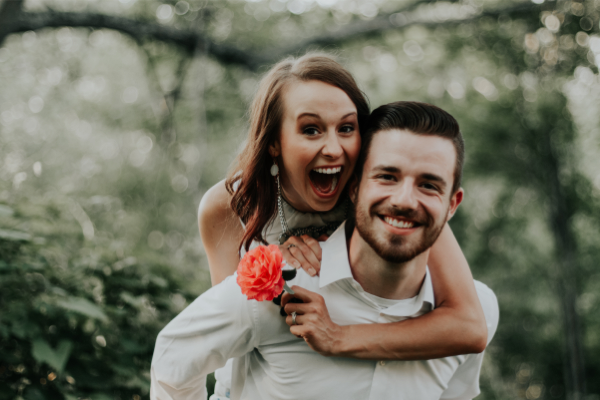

{"left": 331, "top": 175, "right": 338, "bottom": 191}
{"left": 384, "top": 217, "right": 414, "bottom": 229}
{"left": 312, "top": 166, "right": 342, "bottom": 174}
{"left": 309, "top": 167, "right": 341, "bottom": 194}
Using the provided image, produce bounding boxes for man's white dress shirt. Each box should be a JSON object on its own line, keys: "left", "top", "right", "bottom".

{"left": 151, "top": 223, "right": 499, "bottom": 400}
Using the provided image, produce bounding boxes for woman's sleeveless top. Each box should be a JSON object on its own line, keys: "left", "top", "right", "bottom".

{"left": 246, "top": 195, "right": 350, "bottom": 250}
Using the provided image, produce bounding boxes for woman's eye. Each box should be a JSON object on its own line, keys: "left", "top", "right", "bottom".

{"left": 303, "top": 127, "right": 319, "bottom": 136}
{"left": 339, "top": 125, "right": 355, "bottom": 134}
{"left": 378, "top": 174, "right": 395, "bottom": 181}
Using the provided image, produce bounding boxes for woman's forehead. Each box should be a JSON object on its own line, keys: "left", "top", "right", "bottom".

{"left": 282, "top": 80, "right": 357, "bottom": 119}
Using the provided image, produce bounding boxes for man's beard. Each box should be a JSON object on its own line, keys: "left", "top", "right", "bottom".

{"left": 354, "top": 201, "right": 446, "bottom": 263}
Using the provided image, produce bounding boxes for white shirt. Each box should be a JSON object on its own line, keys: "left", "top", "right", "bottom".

{"left": 151, "top": 223, "right": 499, "bottom": 400}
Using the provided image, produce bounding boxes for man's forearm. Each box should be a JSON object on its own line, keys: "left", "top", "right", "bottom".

{"left": 333, "top": 307, "right": 487, "bottom": 360}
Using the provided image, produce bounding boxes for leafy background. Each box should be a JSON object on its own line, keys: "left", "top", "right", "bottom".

{"left": 1, "top": 0, "right": 600, "bottom": 399}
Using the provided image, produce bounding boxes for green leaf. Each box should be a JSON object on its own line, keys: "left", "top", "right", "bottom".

{"left": 0, "top": 204, "right": 14, "bottom": 217}
{"left": 31, "top": 339, "right": 73, "bottom": 373}
{"left": 0, "top": 229, "right": 30, "bottom": 242}
{"left": 90, "top": 394, "right": 113, "bottom": 400}
{"left": 120, "top": 291, "right": 144, "bottom": 309}
{"left": 23, "top": 387, "right": 45, "bottom": 400}
{"left": 56, "top": 297, "right": 108, "bottom": 322}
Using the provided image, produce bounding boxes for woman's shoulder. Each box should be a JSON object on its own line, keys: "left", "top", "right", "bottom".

{"left": 199, "top": 180, "right": 231, "bottom": 215}
{"left": 198, "top": 180, "right": 239, "bottom": 235}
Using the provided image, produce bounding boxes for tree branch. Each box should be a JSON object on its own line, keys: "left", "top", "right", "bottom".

{"left": 7, "top": 1, "right": 543, "bottom": 70}
{"left": 0, "top": 0, "right": 25, "bottom": 45}
{"left": 271, "top": 1, "right": 541, "bottom": 59}
{"left": 11, "top": 10, "right": 265, "bottom": 70}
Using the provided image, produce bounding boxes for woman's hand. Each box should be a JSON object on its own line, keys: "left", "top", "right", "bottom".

{"left": 280, "top": 234, "right": 327, "bottom": 277}
{"left": 282, "top": 286, "right": 342, "bottom": 357}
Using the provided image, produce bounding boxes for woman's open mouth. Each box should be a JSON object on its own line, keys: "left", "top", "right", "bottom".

{"left": 309, "top": 166, "right": 342, "bottom": 198}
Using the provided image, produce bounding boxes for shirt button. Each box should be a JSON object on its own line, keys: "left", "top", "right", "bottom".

{"left": 379, "top": 361, "right": 386, "bottom": 366}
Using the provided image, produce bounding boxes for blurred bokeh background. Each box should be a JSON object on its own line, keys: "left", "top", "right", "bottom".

{"left": 1, "top": 0, "right": 599, "bottom": 399}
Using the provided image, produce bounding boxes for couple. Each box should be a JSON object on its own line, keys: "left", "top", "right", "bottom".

{"left": 150, "top": 54, "right": 498, "bottom": 399}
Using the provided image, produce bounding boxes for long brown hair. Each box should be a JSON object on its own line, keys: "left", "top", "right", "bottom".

{"left": 225, "top": 53, "right": 370, "bottom": 252}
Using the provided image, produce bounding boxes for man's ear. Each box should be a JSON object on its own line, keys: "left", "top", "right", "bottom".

{"left": 268, "top": 140, "right": 281, "bottom": 158}
{"left": 446, "top": 188, "right": 464, "bottom": 221}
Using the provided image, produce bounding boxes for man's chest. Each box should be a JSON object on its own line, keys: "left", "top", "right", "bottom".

{"left": 250, "top": 281, "right": 466, "bottom": 400}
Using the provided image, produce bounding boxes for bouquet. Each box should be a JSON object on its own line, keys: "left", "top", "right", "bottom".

{"left": 236, "top": 244, "right": 296, "bottom": 301}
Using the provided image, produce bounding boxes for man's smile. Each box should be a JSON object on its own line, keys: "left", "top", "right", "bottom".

{"left": 382, "top": 216, "right": 418, "bottom": 229}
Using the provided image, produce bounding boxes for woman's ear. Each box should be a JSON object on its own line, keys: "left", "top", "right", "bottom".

{"left": 268, "top": 140, "right": 281, "bottom": 158}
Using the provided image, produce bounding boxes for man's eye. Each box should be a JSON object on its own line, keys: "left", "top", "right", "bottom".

{"left": 303, "top": 127, "right": 319, "bottom": 136}
{"left": 421, "top": 183, "right": 438, "bottom": 191}
{"left": 378, "top": 174, "right": 395, "bottom": 181}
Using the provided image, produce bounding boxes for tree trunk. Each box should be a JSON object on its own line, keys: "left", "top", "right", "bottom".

{"left": 543, "top": 127, "right": 586, "bottom": 400}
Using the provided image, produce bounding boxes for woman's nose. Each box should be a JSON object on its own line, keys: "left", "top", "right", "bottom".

{"left": 321, "top": 132, "right": 344, "bottom": 159}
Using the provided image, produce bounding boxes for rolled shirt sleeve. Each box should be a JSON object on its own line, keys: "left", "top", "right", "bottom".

{"left": 440, "top": 281, "right": 500, "bottom": 400}
{"left": 151, "top": 275, "right": 259, "bottom": 400}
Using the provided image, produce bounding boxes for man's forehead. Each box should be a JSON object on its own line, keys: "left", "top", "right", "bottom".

{"left": 366, "top": 129, "right": 456, "bottom": 178}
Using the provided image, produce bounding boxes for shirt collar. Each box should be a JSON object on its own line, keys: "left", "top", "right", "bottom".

{"left": 319, "top": 221, "right": 354, "bottom": 288}
{"left": 319, "top": 220, "right": 435, "bottom": 317}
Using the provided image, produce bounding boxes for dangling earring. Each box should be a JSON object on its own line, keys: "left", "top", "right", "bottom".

{"left": 272, "top": 160, "right": 290, "bottom": 241}
{"left": 270, "top": 161, "right": 279, "bottom": 177}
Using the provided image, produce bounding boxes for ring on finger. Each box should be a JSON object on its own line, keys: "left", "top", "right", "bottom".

{"left": 287, "top": 244, "right": 297, "bottom": 250}
{"left": 291, "top": 311, "right": 297, "bottom": 325}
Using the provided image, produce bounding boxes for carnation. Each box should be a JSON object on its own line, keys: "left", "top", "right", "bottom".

{"left": 236, "top": 244, "right": 285, "bottom": 301}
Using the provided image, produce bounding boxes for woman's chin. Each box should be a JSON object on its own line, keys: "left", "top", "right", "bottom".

{"left": 306, "top": 188, "right": 342, "bottom": 212}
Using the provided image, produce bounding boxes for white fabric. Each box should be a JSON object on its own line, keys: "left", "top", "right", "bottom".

{"left": 151, "top": 223, "right": 499, "bottom": 400}
{"left": 209, "top": 190, "right": 348, "bottom": 399}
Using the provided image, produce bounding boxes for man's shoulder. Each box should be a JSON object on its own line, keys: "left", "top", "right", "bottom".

{"left": 473, "top": 280, "right": 500, "bottom": 345}
{"left": 182, "top": 274, "right": 250, "bottom": 318}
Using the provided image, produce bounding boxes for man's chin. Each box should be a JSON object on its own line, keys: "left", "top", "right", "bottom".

{"left": 357, "top": 225, "right": 423, "bottom": 263}
{"left": 374, "top": 242, "right": 429, "bottom": 264}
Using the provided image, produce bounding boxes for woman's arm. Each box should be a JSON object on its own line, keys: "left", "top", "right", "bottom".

{"left": 198, "top": 180, "right": 245, "bottom": 286}
{"left": 199, "top": 181, "right": 324, "bottom": 286}
{"left": 283, "top": 224, "right": 489, "bottom": 360}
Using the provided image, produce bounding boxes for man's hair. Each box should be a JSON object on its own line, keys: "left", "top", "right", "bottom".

{"left": 356, "top": 101, "right": 464, "bottom": 194}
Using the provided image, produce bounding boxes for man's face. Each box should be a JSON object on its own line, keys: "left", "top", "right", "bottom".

{"left": 353, "top": 129, "right": 463, "bottom": 263}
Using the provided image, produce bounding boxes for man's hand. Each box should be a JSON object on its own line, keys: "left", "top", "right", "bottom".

{"left": 282, "top": 286, "right": 343, "bottom": 357}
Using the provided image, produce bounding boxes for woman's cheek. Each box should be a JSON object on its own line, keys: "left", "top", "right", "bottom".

{"left": 347, "top": 135, "right": 362, "bottom": 166}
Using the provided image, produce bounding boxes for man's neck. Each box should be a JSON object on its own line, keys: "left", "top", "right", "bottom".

{"left": 346, "top": 225, "right": 428, "bottom": 300}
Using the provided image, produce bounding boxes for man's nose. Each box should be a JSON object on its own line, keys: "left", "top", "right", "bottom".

{"left": 390, "top": 180, "right": 419, "bottom": 210}
{"left": 321, "top": 132, "right": 344, "bottom": 159}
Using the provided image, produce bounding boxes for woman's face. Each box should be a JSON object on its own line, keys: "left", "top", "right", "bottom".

{"left": 270, "top": 80, "right": 361, "bottom": 213}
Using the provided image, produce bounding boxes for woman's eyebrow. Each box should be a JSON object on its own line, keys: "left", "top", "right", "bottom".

{"left": 297, "top": 112, "right": 320, "bottom": 119}
{"left": 297, "top": 111, "right": 357, "bottom": 120}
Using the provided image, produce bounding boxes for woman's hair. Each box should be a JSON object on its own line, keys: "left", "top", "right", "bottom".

{"left": 225, "top": 53, "right": 370, "bottom": 252}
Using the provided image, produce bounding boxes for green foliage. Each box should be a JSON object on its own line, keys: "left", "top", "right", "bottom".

{"left": 0, "top": 198, "right": 198, "bottom": 399}
{"left": 1, "top": 0, "right": 600, "bottom": 399}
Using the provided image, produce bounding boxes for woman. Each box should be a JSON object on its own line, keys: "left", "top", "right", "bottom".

{"left": 199, "top": 54, "right": 488, "bottom": 397}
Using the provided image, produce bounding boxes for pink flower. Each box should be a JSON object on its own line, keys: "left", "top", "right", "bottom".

{"left": 237, "top": 244, "right": 284, "bottom": 301}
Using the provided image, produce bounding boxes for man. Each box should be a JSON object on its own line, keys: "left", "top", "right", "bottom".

{"left": 151, "top": 101, "right": 499, "bottom": 400}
